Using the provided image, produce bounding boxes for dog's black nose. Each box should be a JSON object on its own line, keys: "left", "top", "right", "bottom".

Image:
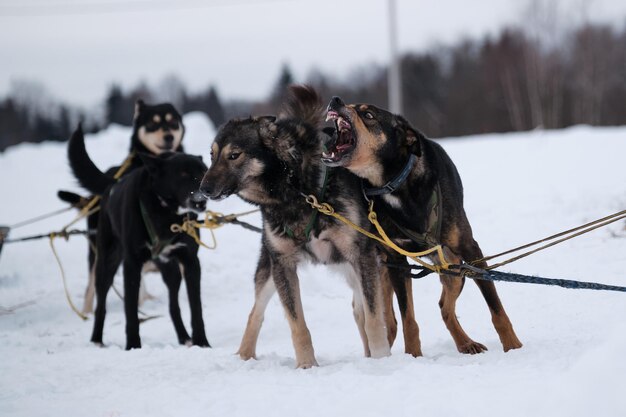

{"left": 330, "top": 96, "right": 344, "bottom": 108}
{"left": 199, "top": 182, "right": 213, "bottom": 198}
{"left": 164, "top": 134, "right": 174, "bottom": 143}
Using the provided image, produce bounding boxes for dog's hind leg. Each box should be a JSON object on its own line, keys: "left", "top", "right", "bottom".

{"left": 181, "top": 255, "right": 210, "bottom": 347}
{"left": 437, "top": 248, "right": 488, "bottom": 354}
{"left": 273, "top": 260, "right": 318, "bottom": 369}
{"left": 82, "top": 212, "right": 99, "bottom": 315}
{"left": 384, "top": 255, "right": 423, "bottom": 357}
{"left": 159, "top": 261, "right": 192, "bottom": 346}
{"left": 123, "top": 259, "right": 143, "bottom": 350}
{"left": 461, "top": 240, "right": 522, "bottom": 352}
{"left": 91, "top": 244, "right": 120, "bottom": 346}
{"left": 82, "top": 264, "right": 96, "bottom": 315}
{"left": 380, "top": 269, "right": 397, "bottom": 349}
{"left": 238, "top": 245, "right": 274, "bottom": 360}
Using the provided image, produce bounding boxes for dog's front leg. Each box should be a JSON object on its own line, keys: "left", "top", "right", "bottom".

{"left": 238, "top": 245, "right": 275, "bottom": 360}
{"left": 272, "top": 259, "right": 318, "bottom": 369}
{"left": 123, "top": 260, "right": 142, "bottom": 350}
{"left": 181, "top": 255, "right": 210, "bottom": 347}
{"left": 354, "top": 257, "right": 391, "bottom": 359}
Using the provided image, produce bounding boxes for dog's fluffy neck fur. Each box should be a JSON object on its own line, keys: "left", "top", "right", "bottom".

{"left": 244, "top": 121, "right": 327, "bottom": 236}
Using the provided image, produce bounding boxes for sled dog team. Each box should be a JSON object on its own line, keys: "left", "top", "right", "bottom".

{"left": 63, "top": 85, "right": 521, "bottom": 368}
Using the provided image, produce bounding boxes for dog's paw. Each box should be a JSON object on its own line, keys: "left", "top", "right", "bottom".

{"left": 405, "top": 346, "right": 423, "bottom": 357}
{"left": 296, "top": 360, "right": 319, "bottom": 369}
{"left": 125, "top": 339, "right": 142, "bottom": 350}
{"left": 503, "top": 339, "right": 523, "bottom": 352}
{"left": 458, "top": 341, "right": 488, "bottom": 354}
{"left": 192, "top": 336, "right": 211, "bottom": 348}
{"left": 237, "top": 350, "right": 257, "bottom": 361}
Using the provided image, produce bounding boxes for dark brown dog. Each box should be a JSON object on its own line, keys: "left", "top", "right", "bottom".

{"left": 322, "top": 97, "right": 522, "bottom": 354}
{"left": 200, "top": 86, "right": 392, "bottom": 367}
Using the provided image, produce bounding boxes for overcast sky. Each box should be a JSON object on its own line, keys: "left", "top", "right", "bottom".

{"left": 1, "top": 0, "right": 625, "bottom": 109}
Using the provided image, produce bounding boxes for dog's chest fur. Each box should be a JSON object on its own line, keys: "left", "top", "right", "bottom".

{"left": 260, "top": 164, "right": 366, "bottom": 266}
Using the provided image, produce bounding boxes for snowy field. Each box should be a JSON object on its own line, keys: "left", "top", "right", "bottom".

{"left": 1, "top": 113, "right": 625, "bottom": 417}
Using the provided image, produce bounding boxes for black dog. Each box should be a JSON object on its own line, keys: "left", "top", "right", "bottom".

{"left": 69, "top": 128, "right": 210, "bottom": 350}
{"left": 59, "top": 100, "right": 186, "bottom": 314}
{"left": 200, "top": 86, "right": 392, "bottom": 368}
{"left": 323, "top": 97, "right": 522, "bottom": 354}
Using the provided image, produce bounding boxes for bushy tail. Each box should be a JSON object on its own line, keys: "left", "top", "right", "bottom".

{"left": 68, "top": 124, "right": 114, "bottom": 195}
{"left": 279, "top": 84, "right": 324, "bottom": 127}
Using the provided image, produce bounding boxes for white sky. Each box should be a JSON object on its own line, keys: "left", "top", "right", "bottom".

{"left": 1, "top": 0, "right": 625, "bottom": 109}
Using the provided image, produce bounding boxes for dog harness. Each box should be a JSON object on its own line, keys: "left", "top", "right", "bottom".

{"left": 362, "top": 154, "right": 442, "bottom": 248}
{"left": 285, "top": 164, "right": 331, "bottom": 241}
{"left": 139, "top": 199, "right": 177, "bottom": 260}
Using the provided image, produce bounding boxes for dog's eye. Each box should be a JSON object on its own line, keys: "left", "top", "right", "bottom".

{"left": 364, "top": 112, "right": 375, "bottom": 120}
{"left": 169, "top": 121, "right": 179, "bottom": 129}
{"left": 228, "top": 152, "right": 241, "bottom": 160}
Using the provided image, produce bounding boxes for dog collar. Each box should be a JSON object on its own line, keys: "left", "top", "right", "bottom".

{"left": 363, "top": 154, "right": 417, "bottom": 197}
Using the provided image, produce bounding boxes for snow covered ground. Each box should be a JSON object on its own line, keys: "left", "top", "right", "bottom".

{"left": 1, "top": 114, "right": 625, "bottom": 417}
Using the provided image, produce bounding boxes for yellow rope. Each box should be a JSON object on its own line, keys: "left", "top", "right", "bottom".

{"left": 304, "top": 195, "right": 449, "bottom": 272}
{"left": 170, "top": 209, "right": 261, "bottom": 251}
{"left": 49, "top": 232, "right": 88, "bottom": 321}
{"left": 171, "top": 212, "right": 219, "bottom": 250}
{"left": 49, "top": 152, "right": 135, "bottom": 320}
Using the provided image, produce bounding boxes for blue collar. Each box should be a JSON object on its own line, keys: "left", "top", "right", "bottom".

{"left": 363, "top": 154, "right": 417, "bottom": 197}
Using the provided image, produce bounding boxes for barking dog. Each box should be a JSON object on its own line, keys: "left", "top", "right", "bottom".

{"left": 200, "top": 86, "right": 391, "bottom": 368}
{"left": 69, "top": 128, "right": 210, "bottom": 350}
{"left": 59, "top": 100, "right": 185, "bottom": 314}
{"left": 323, "top": 97, "right": 523, "bottom": 354}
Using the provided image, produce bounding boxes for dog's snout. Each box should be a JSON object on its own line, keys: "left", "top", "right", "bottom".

{"left": 199, "top": 181, "right": 213, "bottom": 198}
{"left": 191, "top": 190, "right": 206, "bottom": 203}
{"left": 164, "top": 134, "right": 174, "bottom": 143}
{"left": 330, "top": 96, "right": 344, "bottom": 108}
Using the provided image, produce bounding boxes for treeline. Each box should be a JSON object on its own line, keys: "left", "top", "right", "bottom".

{"left": 304, "top": 22, "right": 626, "bottom": 138}
{"left": 1, "top": 19, "right": 625, "bottom": 151}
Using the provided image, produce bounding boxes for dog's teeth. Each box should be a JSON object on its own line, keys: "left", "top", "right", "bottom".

{"left": 325, "top": 114, "right": 332, "bottom": 122}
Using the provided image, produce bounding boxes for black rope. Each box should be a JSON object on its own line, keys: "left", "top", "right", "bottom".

{"left": 385, "top": 262, "right": 626, "bottom": 293}
{"left": 229, "top": 219, "right": 263, "bottom": 234}
{"left": 2, "top": 229, "right": 95, "bottom": 244}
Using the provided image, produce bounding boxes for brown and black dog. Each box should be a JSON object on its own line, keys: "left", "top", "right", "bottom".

{"left": 322, "top": 97, "right": 522, "bottom": 354}
{"left": 200, "top": 86, "right": 393, "bottom": 367}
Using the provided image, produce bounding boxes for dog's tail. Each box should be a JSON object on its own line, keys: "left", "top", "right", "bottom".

{"left": 280, "top": 84, "right": 324, "bottom": 127}
{"left": 68, "top": 124, "right": 114, "bottom": 195}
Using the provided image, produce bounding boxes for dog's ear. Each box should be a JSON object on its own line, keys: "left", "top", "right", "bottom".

{"left": 257, "top": 115, "right": 279, "bottom": 149}
{"left": 134, "top": 100, "right": 146, "bottom": 121}
{"left": 395, "top": 115, "right": 425, "bottom": 157}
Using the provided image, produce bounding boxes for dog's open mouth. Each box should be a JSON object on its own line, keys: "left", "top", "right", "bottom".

{"left": 321, "top": 110, "right": 355, "bottom": 165}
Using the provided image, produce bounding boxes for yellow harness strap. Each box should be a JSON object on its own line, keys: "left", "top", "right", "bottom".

{"left": 304, "top": 195, "right": 449, "bottom": 273}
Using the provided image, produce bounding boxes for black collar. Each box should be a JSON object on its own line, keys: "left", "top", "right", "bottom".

{"left": 363, "top": 154, "right": 417, "bottom": 197}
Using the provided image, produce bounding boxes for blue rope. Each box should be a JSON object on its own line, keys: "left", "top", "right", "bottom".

{"left": 473, "top": 270, "right": 626, "bottom": 292}
{"left": 391, "top": 263, "right": 626, "bottom": 293}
